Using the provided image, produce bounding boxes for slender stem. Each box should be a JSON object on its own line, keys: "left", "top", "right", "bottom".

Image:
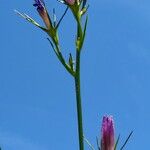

{"left": 47, "top": 30, "right": 75, "bottom": 77}
{"left": 74, "top": 50, "right": 84, "bottom": 150}
{"left": 55, "top": 44, "right": 75, "bottom": 76}
{"left": 50, "top": 7, "right": 85, "bottom": 150}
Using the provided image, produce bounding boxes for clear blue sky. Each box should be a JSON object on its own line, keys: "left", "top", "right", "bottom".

{"left": 1, "top": 0, "right": 150, "bottom": 150}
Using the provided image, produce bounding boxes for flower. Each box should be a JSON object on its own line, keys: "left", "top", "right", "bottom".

{"left": 33, "top": 0, "right": 51, "bottom": 29}
{"left": 33, "top": 0, "right": 45, "bottom": 12}
{"left": 101, "top": 116, "right": 115, "bottom": 150}
{"left": 65, "top": 0, "right": 75, "bottom": 5}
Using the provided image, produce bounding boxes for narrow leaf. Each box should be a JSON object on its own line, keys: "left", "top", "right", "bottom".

{"left": 83, "top": 15, "right": 88, "bottom": 40}
{"left": 84, "top": 135, "right": 95, "bottom": 150}
{"left": 14, "top": 10, "right": 47, "bottom": 31}
{"left": 53, "top": 8, "right": 57, "bottom": 27}
{"left": 56, "top": 7, "right": 69, "bottom": 29}
{"left": 69, "top": 53, "right": 74, "bottom": 71}
{"left": 47, "top": 38, "right": 58, "bottom": 56}
{"left": 81, "top": 5, "right": 89, "bottom": 16}
{"left": 82, "top": 0, "right": 87, "bottom": 9}
{"left": 120, "top": 131, "right": 133, "bottom": 150}
{"left": 79, "top": 15, "right": 88, "bottom": 50}
{"left": 114, "top": 134, "right": 120, "bottom": 150}
{"left": 96, "top": 137, "right": 101, "bottom": 150}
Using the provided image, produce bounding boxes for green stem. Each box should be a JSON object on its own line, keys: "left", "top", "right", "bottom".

{"left": 47, "top": 31, "right": 75, "bottom": 77}
{"left": 74, "top": 50, "right": 84, "bottom": 150}
{"left": 55, "top": 44, "right": 75, "bottom": 76}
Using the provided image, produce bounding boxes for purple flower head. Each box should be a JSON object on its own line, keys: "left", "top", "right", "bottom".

{"left": 33, "top": 0, "right": 51, "bottom": 29}
{"left": 101, "top": 116, "right": 115, "bottom": 150}
{"left": 65, "top": 0, "right": 75, "bottom": 5}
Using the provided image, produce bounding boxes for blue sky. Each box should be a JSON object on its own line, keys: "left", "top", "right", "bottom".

{"left": 1, "top": 0, "right": 150, "bottom": 150}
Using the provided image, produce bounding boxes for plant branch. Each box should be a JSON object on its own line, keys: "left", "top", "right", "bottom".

{"left": 73, "top": 12, "right": 86, "bottom": 150}
{"left": 74, "top": 50, "right": 84, "bottom": 150}
{"left": 47, "top": 38, "right": 75, "bottom": 77}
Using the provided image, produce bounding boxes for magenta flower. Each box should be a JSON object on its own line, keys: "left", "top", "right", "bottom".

{"left": 65, "top": 0, "right": 75, "bottom": 5}
{"left": 33, "top": 0, "right": 51, "bottom": 29}
{"left": 101, "top": 116, "right": 115, "bottom": 150}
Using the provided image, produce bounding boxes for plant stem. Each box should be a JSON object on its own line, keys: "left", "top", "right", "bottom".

{"left": 47, "top": 37, "right": 75, "bottom": 77}
{"left": 74, "top": 50, "right": 84, "bottom": 150}
{"left": 55, "top": 44, "right": 75, "bottom": 77}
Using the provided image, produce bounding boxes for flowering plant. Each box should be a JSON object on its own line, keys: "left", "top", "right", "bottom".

{"left": 97, "top": 116, "right": 133, "bottom": 150}
{"left": 13, "top": 0, "right": 133, "bottom": 150}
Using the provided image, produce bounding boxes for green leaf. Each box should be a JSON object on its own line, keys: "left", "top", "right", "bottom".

{"left": 83, "top": 15, "right": 88, "bottom": 41}
{"left": 96, "top": 136, "right": 101, "bottom": 150}
{"left": 84, "top": 135, "right": 95, "bottom": 150}
{"left": 69, "top": 53, "right": 74, "bottom": 71}
{"left": 82, "top": 0, "right": 87, "bottom": 9}
{"left": 53, "top": 8, "right": 57, "bottom": 27}
{"left": 56, "top": 7, "right": 69, "bottom": 29}
{"left": 114, "top": 134, "right": 120, "bottom": 150}
{"left": 47, "top": 38, "right": 58, "bottom": 55}
{"left": 81, "top": 5, "right": 89, "bottom": 16}
{"left": 79, "top": 15, "right": 88, "bottom": 50}
{"left": 14, "top": 10, "right": 47, "bottom": 32}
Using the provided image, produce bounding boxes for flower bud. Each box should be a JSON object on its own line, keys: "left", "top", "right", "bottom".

{"left": 65, "top": 0, "right": 75, "bottom": 5}
{"left": 101, "top": 116, "right": 115, "bottom": 150}
{"left": 33, "top": 0, "right": 51, "bottom": 29}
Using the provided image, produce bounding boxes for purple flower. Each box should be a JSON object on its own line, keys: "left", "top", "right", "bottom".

{"left": 33, "top": 0, "right": 51, "bottom": 29}
{"left": 33, "top": 0, "right": 45, "bottom": 13}
{"left": 101, "top": 116, "right": 115, "bottom": 150}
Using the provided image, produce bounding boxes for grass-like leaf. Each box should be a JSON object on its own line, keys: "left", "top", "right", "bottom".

{"left": 56, "top": 7, "right": 69, "bottom": 29}
{"left": 114, "top": 134, "right": 120, "bottom": 150}
{"left": 120, "top": 131, "right": 133, "bottom": 150}
{"left": 84, "top": 135, "right": 95, "bottom": 150}
{"left": 96, "top": 136, "right": 101, "bottom": 150}
{"left": 14, "top": 10, "right": 47, "bottom": 32}
{"left": 82, "top": 0, "right": 87, "bottom": 9}
{"left": 79, "top": 15, "right": 88, "bottom": 50}
{"left": 53, "top": 8, "right": 57, "bottom": 27}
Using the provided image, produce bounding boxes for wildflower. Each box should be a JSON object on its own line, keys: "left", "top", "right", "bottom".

{"left": 101, "top": 116, "right": 115, "bottom": 150}
{"left": 65, "top": 0, "right": 75, "bottom": 5}
{"left": 33, "top": 0, "right": 51, "bottom": 29}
